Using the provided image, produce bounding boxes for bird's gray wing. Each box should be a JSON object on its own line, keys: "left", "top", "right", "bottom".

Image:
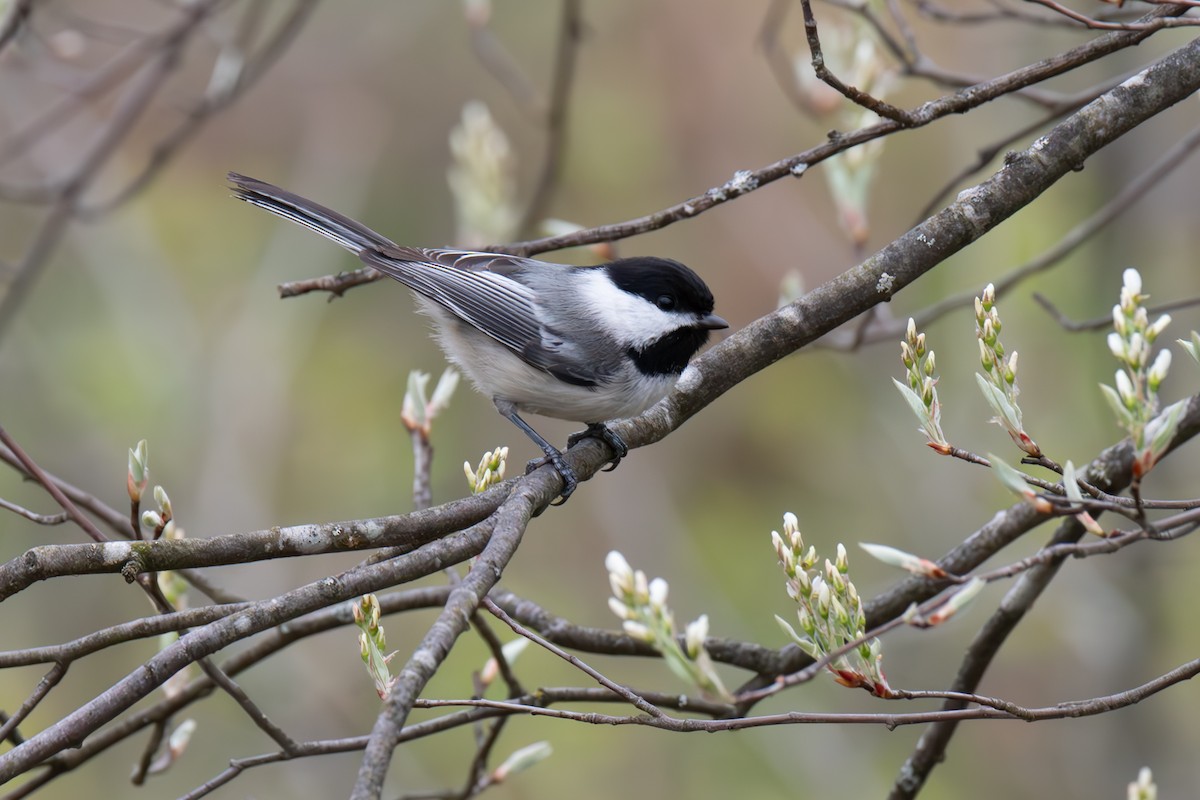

{"left": 362, "top": 248, "right": 609, "bottom": 387}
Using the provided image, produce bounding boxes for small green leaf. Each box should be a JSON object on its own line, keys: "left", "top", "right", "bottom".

{"left": 975, "top": 373, "right": 1023, "bottom": 432}
{"left": 1062, "top": 461, "right": 1084, "bottom": 503}
{"left": 1177, "top": 331, "right": 1200, "bottom": 365}
{"left": 1098, "top": 383, "right": 1136, "bottom": 429}
{"left": 859, "top": 543, "right": 947, "bottom": 578}
{"left": 988, "top": 453, "right": 1032, "bottom": 498}
{"left": 923, "top": 577, "right": 987, "bottom": 626}
{"left": 1144, "top": 399, "right": 1186, "bottom": 465}
{"left": 493, "top": 741, "right": 553, "bottom": 782}
{"left": 774, "top": 614, "right": 804, "bottom": 646}
{"left": 893, "top": 377, "right": 931, "bottom": 428}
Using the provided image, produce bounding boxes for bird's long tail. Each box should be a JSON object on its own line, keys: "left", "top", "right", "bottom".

{"left": 227, "top": 172, "right": 396, "bottom": 255}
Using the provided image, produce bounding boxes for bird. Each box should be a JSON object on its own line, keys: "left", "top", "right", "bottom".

{"left": 228, "top": 172, "right": 727, "bottom": 502}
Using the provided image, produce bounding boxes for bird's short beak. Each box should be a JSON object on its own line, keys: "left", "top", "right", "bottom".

{"left": 698, "top": 313, "right": 729, "bottom": 330}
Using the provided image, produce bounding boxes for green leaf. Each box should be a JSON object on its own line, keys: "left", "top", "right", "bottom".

{"left": 988, "top": 453, "right": 1032, "bottom": 498}
{"left": 1177, "top": 331, "right": 1200, "bottom": 365}
{"left": 1062, "top": 460, "right": 1084, "bottom": 503}
{"left": 774, "top": 614, "right": 804, "bottom": 646}
{"left": 1144, "top": 399, "right": 1187, "bottom": 465}
{"left": 975, "top": 373, "right": 1023, "bottom": 433}
{"left": 1098, "top": 383, "right": 1136, "bottom": 429}
{"left": 893, "top": 377, "right": 930, "bottom": 427}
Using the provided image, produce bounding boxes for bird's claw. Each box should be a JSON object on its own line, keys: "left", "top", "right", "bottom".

{"left": 568, "top": 423, "right": 628, "bottom": 471}
{"left": 523, "top": 424, "right": 624, "bottom": 505}
{"left": 525, "top": 453, "right": 578, "bottom": 505}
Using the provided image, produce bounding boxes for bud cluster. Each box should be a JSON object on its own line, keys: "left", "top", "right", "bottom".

{"left": 127, "top": 439, "right": 149, "bottom": 507}
{"left": 604, "top": 551, "right": 731, "bottom": 701}
{"left": 975, "top": 284, "right": 1041, "bottom": 457}
{"left": 464, "top": 446, "right": 509, "bottom": 494}
{"left": 771, "top": 513, "right": 889, "bottom": 696}
{"left": 1100, "top": 269, "right": 1184, "bottom": 479}
{"left": 353, "top": 594, "right": 396, "bottom": 700}
{"left": 448, "top": 101, "right": 520, "bottom": 248}
{"left": 892, "top": 318, "right": 950, "bottom": 453}
{"left": 401, "top": 368, "right": 459, "bottom": 439}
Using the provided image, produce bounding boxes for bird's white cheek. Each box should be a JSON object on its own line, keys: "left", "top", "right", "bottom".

{"left": 579, "top": 271, "right": 689, "bottom": 347}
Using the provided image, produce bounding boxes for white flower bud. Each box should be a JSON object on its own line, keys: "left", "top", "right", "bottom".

{"left": 685, "top": 615, "right": 709, "bottom": 658}
{"left": 604, "top": 550, "right": 630, "bottom": 577}
{"left": 648, "top": 577, "right": 669, "bottom": 610}
{"left": 1128, "top": 332, "right": 1147, "bottom": 367}
{"left": 979, "top": 338, "right": 995, "bottom": 371}
{"left": 816, "top": 581, "right": 832, "bottom": 618}
{"left": 1107, "top": 332, "right": 1125, "bottom": 361}
{"left": 1146, "top": 314, "right": 1171, "bottom": 343}
{"left": 607, "top": 597, "right": 632, "bottom": 620}
{"left": 1148, "top": 349, "right": 1171, "bottom": 391}
{"left": 153, "top": 485, "right": 172, "bottom": 517}
{"left": 1122, "top": 267, "right": 1142, "bottom": 297}
{"left": 633, "top": 570, "right": 649, "bottom": 602}
{"left": 622, "top": 621, "right": 653, "bottom": 642}
{"left": 1115, "top": 370, "right": 1136, "bottom": 409}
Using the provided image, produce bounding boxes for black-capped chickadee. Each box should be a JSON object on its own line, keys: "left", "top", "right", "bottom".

{"left": 228, "top": 173, "right": 727, "bottom": 502}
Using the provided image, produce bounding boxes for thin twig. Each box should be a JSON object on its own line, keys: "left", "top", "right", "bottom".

{"left": 195, "top": 657, "right": 300, "bottom": 754}
{"left": 470, "top": 613, "right": 524, "bottom": 698}
{"left": 519, "top": 0, "right": 583, "bottom": 234}
{"left": 129, "top": 719, "right": 167, "bottom": 786}
{"left": 0, "top": 425, "right": 107, "bottom": 543}
{"left": 1034, "top": 292, "right": 1200, "bottom": 332}
{"left": 416, "top": 655, "right": 1200, "bottom": 728}
{"left": 0, "top": 498, "right": 68, "bottom": 525}
{"left": 1027, "top": 0, "right": 1200, "bottom": 29}
{"left": 482, "top": 596, "right": 667, "bottom": 718}
{"left": 798, "top": 0, "right": 915, "bottom": 123}
{"left": 825, "top": 120, "right": 1200, "bottom": 349}
{"left": 0, "top": 664, "right": 66, "bottom": 745}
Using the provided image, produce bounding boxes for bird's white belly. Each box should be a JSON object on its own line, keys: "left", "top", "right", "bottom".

{"left": 429, "top": 312, "right": 677, "bottom": 423}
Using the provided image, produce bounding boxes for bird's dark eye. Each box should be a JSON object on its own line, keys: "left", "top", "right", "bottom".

{"left": 656, "top": 294, "right": 676, "bottom": 311}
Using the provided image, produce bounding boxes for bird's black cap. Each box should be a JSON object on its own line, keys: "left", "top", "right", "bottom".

{"left": 603, "top": 257, "right": 717, "bottom": 317}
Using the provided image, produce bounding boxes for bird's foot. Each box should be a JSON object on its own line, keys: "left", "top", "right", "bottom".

{"left": 525, "top": 449, "right": 578, "bottom": 505}
{"left": 568, "top": 423, "right": 628, "bottom": 472}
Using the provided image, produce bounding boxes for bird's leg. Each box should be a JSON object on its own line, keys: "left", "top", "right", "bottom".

{"left": 568, "top": 423, "right": 628, "bottom": 472}
{"left": 495, "top": 401, "right": 578, "bottom": 504}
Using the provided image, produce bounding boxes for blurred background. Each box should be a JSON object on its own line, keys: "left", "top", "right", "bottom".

{"left": 1, "top": 1, "right": 1199, "bottom": 798}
